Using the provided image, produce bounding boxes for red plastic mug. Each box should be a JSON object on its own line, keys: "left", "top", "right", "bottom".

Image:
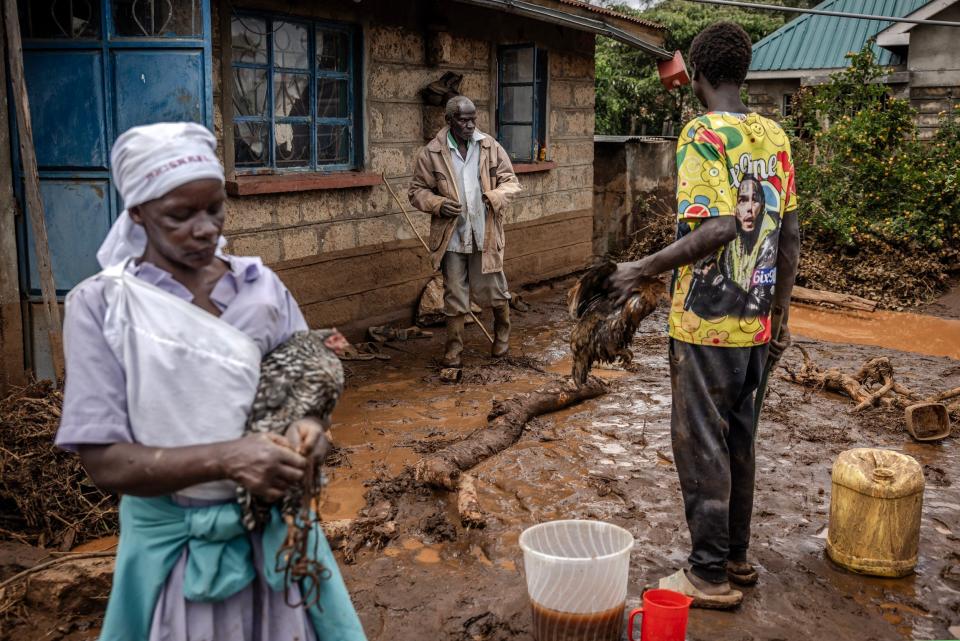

{"left": 627, "top": 589, "right": 694, "bottom": 641}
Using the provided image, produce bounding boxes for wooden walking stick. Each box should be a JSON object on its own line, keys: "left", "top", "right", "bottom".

{"left": 382, "top": 174, "right": 494, "bottom": 345}
{"left": 753, "top": 304, "right": 785, "bottom": 430}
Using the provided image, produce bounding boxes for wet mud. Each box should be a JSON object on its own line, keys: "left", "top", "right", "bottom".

{"left": 332, "top": 285, "right": 960, "bottom": 641}
{"left": 791, "top": 304, "right": 960, "bottom": 360}
{"left": 3, "top": 285, "right": 958, "bottom": 641}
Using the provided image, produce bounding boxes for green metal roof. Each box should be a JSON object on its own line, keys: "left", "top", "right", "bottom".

{"left": 749, "top": 0, "right": 929, "bottom": 72}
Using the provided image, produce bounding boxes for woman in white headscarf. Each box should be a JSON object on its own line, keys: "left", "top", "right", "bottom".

{"left": 55, "top": 123, "right": 367, "bottom": 641}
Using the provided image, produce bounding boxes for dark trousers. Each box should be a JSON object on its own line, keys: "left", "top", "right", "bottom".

{"left": 668, "top": 338, "right": 769, "bottom": 583}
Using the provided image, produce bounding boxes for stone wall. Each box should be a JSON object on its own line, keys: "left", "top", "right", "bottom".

{"left": 211, "top": 0, "right": 596, "bottom": 333}
{"left": 906, "top": 3, "right": 960, "bottom": 141}
{"left": 593, "top": 138, "right": 676, "bottom": 256}
{"left": 746, "top": 78, "right": 801, "bottom": 118}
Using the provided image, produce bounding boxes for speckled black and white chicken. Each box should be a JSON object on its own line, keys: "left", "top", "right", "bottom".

{"left": 568, "top": 261, "right": 663, "bottom": 386}
{"left": 238, "top": 328, "right": 346, "bottom": 531}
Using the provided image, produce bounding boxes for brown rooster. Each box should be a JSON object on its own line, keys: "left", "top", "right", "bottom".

{"left": 568, "top": 261, "right": 664, "bottom": 386}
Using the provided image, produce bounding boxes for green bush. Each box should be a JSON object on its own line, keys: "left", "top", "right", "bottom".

{"left": 788, "top": 44, "right": 960, "bottom": 255}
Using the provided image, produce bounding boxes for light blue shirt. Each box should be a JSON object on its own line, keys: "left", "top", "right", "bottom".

{"left": 446, "top": 130, "right": 486, "bottom": 254}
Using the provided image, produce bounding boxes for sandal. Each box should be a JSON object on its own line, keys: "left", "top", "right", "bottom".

{"left": 368, "top": 325, "right": 434, "bottom": 342}
{"left": 339, "top": 345, "right": 375, "bottom": 361}
{"left": 354, "top": 342, "right": 392, "bottom": 361}
{"left": 651, "top": 569, "right": 742, "bottom": 610}
{"left": 726, "top": 560, "right": 758, "bottom": 586}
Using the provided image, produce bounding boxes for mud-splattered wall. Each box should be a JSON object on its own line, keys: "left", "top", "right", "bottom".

{"left": 210, "top": 0, "right": 598, "bottom": 334}
{"left": 593, "top": 137, "right": 676, "bottom": 256}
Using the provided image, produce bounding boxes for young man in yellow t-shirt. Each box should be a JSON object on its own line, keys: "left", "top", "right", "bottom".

{"left": 610, "top": 21, "right": 799, "bottom": 609}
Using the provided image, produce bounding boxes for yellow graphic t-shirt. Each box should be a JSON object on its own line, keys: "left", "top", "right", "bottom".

{"left": 669, "top": 112, "right": 798, "bottom": 347}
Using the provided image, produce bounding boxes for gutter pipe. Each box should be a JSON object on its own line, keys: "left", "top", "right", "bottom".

{"left": 451, "top": 0, "right": 674, "bottom": 59}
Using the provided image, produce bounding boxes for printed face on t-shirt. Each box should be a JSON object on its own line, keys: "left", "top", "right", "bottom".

{"left": 736, "top": 179, "right": 762, "bottom": 233}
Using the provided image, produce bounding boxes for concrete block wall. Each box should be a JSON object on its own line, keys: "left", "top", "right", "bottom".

{"left": 746, "top": 78, "right": 802, "bottom": 119}
{"left": 593, "top": 139, "right": 677, "bottom": 256}
{"left": 910, "top": 86, "right": 959, "bottom": 141}
{"left": 210, "top": 0, "right": 597, "bottom": 332}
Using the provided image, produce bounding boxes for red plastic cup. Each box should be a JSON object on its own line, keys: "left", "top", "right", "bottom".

{"left": 627, "top": 589, "right": 693, "bottom": 641}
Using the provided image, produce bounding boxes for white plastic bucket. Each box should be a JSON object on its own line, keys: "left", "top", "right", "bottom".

{"left": 520, "top": 519, "right": 634, "bottom": 621}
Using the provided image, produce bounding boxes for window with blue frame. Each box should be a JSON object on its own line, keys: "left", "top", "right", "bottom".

{"left": 231, "top": 13, "right": 361, "bottom": 172}
{"left": 497, "top": 45, "right": 548, "bottom": 163}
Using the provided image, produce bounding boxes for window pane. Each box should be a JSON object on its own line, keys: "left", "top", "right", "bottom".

{"left": 233, "top": 68, "right": 267, "bottom": 116}
{"left": 501, "top": 47, "right": 534, "bottom": 83}
{"left": 274, "top": 73, "right": 310, "bottom": 118}
{"left": 232, "top": 16, "right": 267, "bottom": 64}
{"left": 502, "top": 86, "right": 533, "bottom": 123}
{"left": 317, "top": 79, "right": 348, "bottom": 119}
{"left": 501, "top": 125, "right": 534, "bottom": 161}
{"left": 275, "top": 123, "right": 310, "bottom": 167}
{"left": 317, "top": 124, "right": 349, "bottom": 165}
{"left": 274, "top": 21, "right": 308, "bottom": 69}
{"left": 112, "top": 0, "right": 201, "bottom": 37}
{"left": 20, "top": 0, "right": 100, "bottom": 39}
{"left": 235, "top": 122, "right": 268, "bottom": 167}
{"left": 316, "top": 29, "right": 349, "bottom": 72}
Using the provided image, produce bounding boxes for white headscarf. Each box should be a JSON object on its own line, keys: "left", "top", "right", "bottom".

{"left": 96, "top": 122, "right": 226, "bottom": 268}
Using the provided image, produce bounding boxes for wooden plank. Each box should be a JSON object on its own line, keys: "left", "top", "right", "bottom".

{"left": 505, "top": 241, "right": 593, "bottom": 286}
{"left": 504, "top": 211, "right": 592, "bottom": 260}
{"left": 219, "top": 0, "right": 235, "bottom": 179}
{"left": 0, "top": 21, "right": 24, "bottom": 394}
{"left": 296, "top": 240, "right": 592, "bottom": 335}
{"left": 791, "top": 286, "right": 878, "bottom": 312}
{"left": 513, "top": 161, "right": 558, "bottom": 174}
{"left": 281, "top": 244, "right": 433, "bottom": 307}
{"left": 2, "top": 0, "right": 63, "bottom": 379}
{"left": 226, "top": 171, "right": 384, "bottom": 196}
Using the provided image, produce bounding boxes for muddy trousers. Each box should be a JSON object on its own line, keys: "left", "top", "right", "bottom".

{"left": 441, "top": 250, "right": 510, "bottom": 316}
{"left": 669, "top": 338, "right": 769, "bottom": 584}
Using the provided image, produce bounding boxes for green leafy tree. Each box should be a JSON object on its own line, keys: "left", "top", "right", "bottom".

{"left": 595, "top": 1, "right": 783, "bottom": 135}
{"left": 788, "top": 43, "right": 960, "bottom": 254}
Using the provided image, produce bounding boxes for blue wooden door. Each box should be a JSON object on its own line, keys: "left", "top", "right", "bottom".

{"left": 15, "top": 0, "right": 212, "bottom": 297}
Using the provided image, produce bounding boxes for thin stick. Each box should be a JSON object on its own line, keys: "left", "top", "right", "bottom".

{"left": 382, "top": 174, "right": 495, "bottom": 345}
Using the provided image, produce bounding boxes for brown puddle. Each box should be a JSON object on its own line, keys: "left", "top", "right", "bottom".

{"left": 790, "top": 304, "right": 960, "bottom": 360}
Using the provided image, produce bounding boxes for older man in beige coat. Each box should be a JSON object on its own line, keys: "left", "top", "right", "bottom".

{"left": 409, "top": 96, "right": 522, "bottom": 368}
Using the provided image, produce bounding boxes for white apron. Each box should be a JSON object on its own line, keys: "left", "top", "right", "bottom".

{"left": 99, "top": 259, "right": 262, "bottom": 500}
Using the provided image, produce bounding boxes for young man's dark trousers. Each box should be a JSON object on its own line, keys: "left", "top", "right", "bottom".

{"left": 668, "top": 338, "right": 769, "bottom": 583}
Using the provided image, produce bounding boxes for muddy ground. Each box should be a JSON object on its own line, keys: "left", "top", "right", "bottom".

{"left": 2, "top": 281, "right": 959, "bottom": 641}
{"left": 329, "top": 282, "right": 959, "bottom": 641}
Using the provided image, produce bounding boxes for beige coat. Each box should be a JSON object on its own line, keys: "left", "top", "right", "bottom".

{"left": 408, "top": 127, "right": 522, "bottom": 274}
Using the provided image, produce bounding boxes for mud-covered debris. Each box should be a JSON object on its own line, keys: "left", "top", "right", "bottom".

{"left": 420, "top": 510, "right": 456, "bottom": 542}
{"left": 0, "top": 381, "right": 117, "bottom": 549}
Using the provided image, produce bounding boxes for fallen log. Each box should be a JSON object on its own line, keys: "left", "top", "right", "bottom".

{"left": 791, "top": 286, "right": 878, "bottom": 312}
{"left": 414, "top": 376, "right": 608, "bottom": 490}
{"left": 457, "top": 474, "right": 485, "bottom": 529}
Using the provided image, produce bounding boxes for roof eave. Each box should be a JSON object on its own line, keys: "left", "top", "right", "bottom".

{"left": 876, "top": 0, "right": 959, "bottom": 38}
{"left": 450, "top": 0, "right": 671, "bottom": 59}
{"left": 876, "top": 32, "right": 911, "bottom": 46}
{"left": 746, "top": 69, "right": 839, "bottom": 80}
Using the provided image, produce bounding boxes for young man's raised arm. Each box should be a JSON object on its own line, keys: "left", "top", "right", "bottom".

{"left": 610, "top": 216, "right": 736, "bottom": 304}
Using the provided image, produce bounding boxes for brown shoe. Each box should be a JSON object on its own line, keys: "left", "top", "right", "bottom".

{"left": 726, "top": 560, "right": 758, "bottom": 586}
{"left": 491, "top": 304, "right": 511, "bottom": 358}
{"left": 441, "top": 314, "right": 465, "bottom": 368}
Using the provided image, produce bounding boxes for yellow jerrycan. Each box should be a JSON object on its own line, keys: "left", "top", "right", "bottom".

{"left": 826, "top": 448, "right": 924, "bottom": 577}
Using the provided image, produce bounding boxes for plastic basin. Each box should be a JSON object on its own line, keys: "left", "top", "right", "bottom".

{"left": 520, "top": 520, "right": 634, "bottom": 640}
